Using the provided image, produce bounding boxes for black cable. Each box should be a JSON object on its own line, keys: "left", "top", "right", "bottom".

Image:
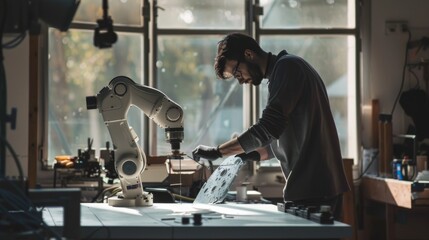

{"left": 0, "top": 199, "right": 39, "bottom": 233}
{"left": 407, "top": 67, "right": 421, "bottom": 89}
{"left": 186, "top": 153, "right": 203, "bottom": 165}
{"left": 0, "top": 189, "right": 62, "bottom": 240}
{"left": 390, "top": 30, "right": 412, "bottom": 116}
{"left": 0, "top": 136, "right": 24, "bottom": 181}
{"left": 187, "top": 81, "right": 240, "bottom": 153}
{"left": 0, "top": 0, "right": 6, "bottom": 57}
{"left": 102, "top": 0, "right": 109, "bottom": 19}
{"left": 2, "top": 32, "right": 26, "bottom": 49}
{"left": 0, "top": 3, "right": 31, "bottom": 178}
{"left": 91, "top": 184, "right": 119, "bottom": 203}
{"left": 186, "top": 153, "right": 216, "bottom": 174}
{"left": 83, "top": 225, "right": 111, "bottom": 240}
{"left": 354, "top": 151, "right": 379, "bottom": 181}
{"left": 0, "top": 0, "right": 8, "bottom": 178}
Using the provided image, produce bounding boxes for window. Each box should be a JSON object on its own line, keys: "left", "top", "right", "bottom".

{"left": 154, "top": 0, "right": 247, "bottom": 158}
{"left": 157, "top": 0, "right": 245, "bottom": 29}
{"left": 257, "top": 0, "right": 358, "bottom": 166}
{"left": 45, "top": 0, "right": 358, "bottom": 168}
{"left": 259, "top": 0, "right": 354, "bottom": 29}
{"left": 46, "top": 1, "right": 145, "bottom": 161}
{"left": 155, "top": 35, "right": 244, "bottom": 155}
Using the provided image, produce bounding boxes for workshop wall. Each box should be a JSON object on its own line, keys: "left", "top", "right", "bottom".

{"left": 361, "top": 0, "right": 429, "bottom": 148}
{"left": 3, "top": 37, "right": 29, "bottom": 178}
{"left": 360, "top": 1, "right": 429, "bottom": 239}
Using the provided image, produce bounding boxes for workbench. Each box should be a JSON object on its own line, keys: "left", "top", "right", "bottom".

{"left": 361, "top": 175, "right": 429, "bottom": 239}
{"left": 42, "top": 203, "right": 352, "bottom": 239}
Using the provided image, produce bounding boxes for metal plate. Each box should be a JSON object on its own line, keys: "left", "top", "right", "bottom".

{"left": 193, "top": 156, "right": 244, "bottom": 204}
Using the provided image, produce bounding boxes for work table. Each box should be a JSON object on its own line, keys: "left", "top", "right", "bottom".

{"left": 43, "top": 202, "right": 351, "bottom": 239}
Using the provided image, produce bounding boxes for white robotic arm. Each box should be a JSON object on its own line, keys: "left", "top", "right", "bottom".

{"left": 86, "top": 76, "right": 184, "bottom": 206}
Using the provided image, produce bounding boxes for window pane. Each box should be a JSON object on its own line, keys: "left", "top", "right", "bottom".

{"left": 73, "top": 0, "right": 143, "bottom": 26}
{"left": 156, "top": 35, "right": 243, "bottom": 156}
{"left": 47, "top": 29, "right": 143, "bottom": 164}
{"left": 259, "top": 35, "right": 356, "bottom": 166}
{"left": 157, "top": 0, "right": 245, "bottom": 29}
{"left": 260, "top": 0, "right": 355, "bottom": 29}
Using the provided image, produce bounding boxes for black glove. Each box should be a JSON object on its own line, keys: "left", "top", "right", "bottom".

{"left": 236, "top": 151, "right": 260, "bottom": 162}
{"left": 192, "top": 145, "right": 222, "bottom": 162}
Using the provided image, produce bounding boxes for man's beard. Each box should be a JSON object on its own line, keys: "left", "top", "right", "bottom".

{"left": 245, "top": 61, "right": 264, "bottom": 86}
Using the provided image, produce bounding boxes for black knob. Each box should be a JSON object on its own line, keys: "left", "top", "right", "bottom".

{"left": 182, "top": 216, "right": 190, "bottom": 225}
{"left": 86, "top": 96, "right": 97, "bottom": 110}
{"left": 193, "top": 213, "right": 202, "bottom": 225}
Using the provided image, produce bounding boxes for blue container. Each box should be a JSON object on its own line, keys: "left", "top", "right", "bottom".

{"left": 392, "top": 159, "right": 403, "bottom": 180}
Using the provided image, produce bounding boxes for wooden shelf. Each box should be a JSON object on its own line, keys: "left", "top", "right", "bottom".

{"left": 361, "top": 175, "right": 429, "bottom": 240}
{"left": 362, "top": 175, "right": 413, "bottom": 208}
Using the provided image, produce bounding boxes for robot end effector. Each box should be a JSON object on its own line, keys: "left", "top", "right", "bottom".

{"left": 165, "top": 127, "right": 184, "bottom": 157}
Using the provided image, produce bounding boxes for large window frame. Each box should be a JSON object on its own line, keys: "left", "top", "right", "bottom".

{"left": 42, "top": 0, "right": 360, "bottom": 170}
{"left": 255, "top": 0, "right": 360, "bottom": 167}
{"left": 150, "top": 0, "right": 254, "bottom": 158}
{"left": 43, "top": 0, "right": 150, "bottom": 166}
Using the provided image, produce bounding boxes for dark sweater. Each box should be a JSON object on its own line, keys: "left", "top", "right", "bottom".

{"left": 238, "top": 50, "right": 350, "bottom": 201}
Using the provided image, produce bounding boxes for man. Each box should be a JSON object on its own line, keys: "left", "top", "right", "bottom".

{"left": 192, "top": 33, "right": 350, "bottom": 220}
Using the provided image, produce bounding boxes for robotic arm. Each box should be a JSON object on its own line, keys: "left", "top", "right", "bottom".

{"left": 86, "top": 76, "right": 184, "bottom": 206}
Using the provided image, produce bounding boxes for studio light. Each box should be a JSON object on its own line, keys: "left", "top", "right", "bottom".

{"left": 38, "top": 0, "right": 81, "bottom": 32}
{"left": 2, "top": 0, "right": 81, "bottom": 35}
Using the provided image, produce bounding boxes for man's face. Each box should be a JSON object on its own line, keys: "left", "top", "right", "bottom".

{"left": 224, "top": 59, "right": 263, "bottom": 86}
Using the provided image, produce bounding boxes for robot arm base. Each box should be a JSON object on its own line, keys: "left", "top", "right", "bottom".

{"left": 108, "top": 192, "right": 153, "bottom": 207}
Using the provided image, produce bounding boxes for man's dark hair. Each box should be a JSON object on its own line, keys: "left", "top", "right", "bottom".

{"left": 214, "top": 32, "right": 263, "bottom": 79}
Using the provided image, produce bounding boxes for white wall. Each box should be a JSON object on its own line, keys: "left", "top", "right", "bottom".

{"left": 3, "top": 36, "right": 29, "bottom": 177}
{"left": 361, "top": 0, "right": 429, "bottom": 148}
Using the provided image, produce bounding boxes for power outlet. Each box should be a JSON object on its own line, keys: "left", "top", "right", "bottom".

{"left": 385, "top": 21, "right": 408, "bottom": 35}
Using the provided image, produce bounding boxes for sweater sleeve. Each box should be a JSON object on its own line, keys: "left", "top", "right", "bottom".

{"left": 237, "top": 56, "right": 306, "bottom": 153}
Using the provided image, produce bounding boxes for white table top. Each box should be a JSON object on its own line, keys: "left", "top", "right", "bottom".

{"left": 43, "top": 202, "right": 351, "bottom": 239}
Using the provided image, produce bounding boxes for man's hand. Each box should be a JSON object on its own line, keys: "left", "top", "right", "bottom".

{"left": 192, "top": 145, "right": 222, "bottom": 162}
{"left": 236, "top": 151, "right": 260, "bottom": 162}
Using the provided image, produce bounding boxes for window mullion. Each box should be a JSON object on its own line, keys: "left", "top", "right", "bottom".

{"left": 243, "top": 0, "right": 254, "bottom": 130}
{"left": 253, "top": 0, "right": 262, "bottom": 126}
{"left": 143, "top": 0, "right": 151, "bottom": 156}
{"left": 148, "top": 0, "right": 158, "bottom": 156}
